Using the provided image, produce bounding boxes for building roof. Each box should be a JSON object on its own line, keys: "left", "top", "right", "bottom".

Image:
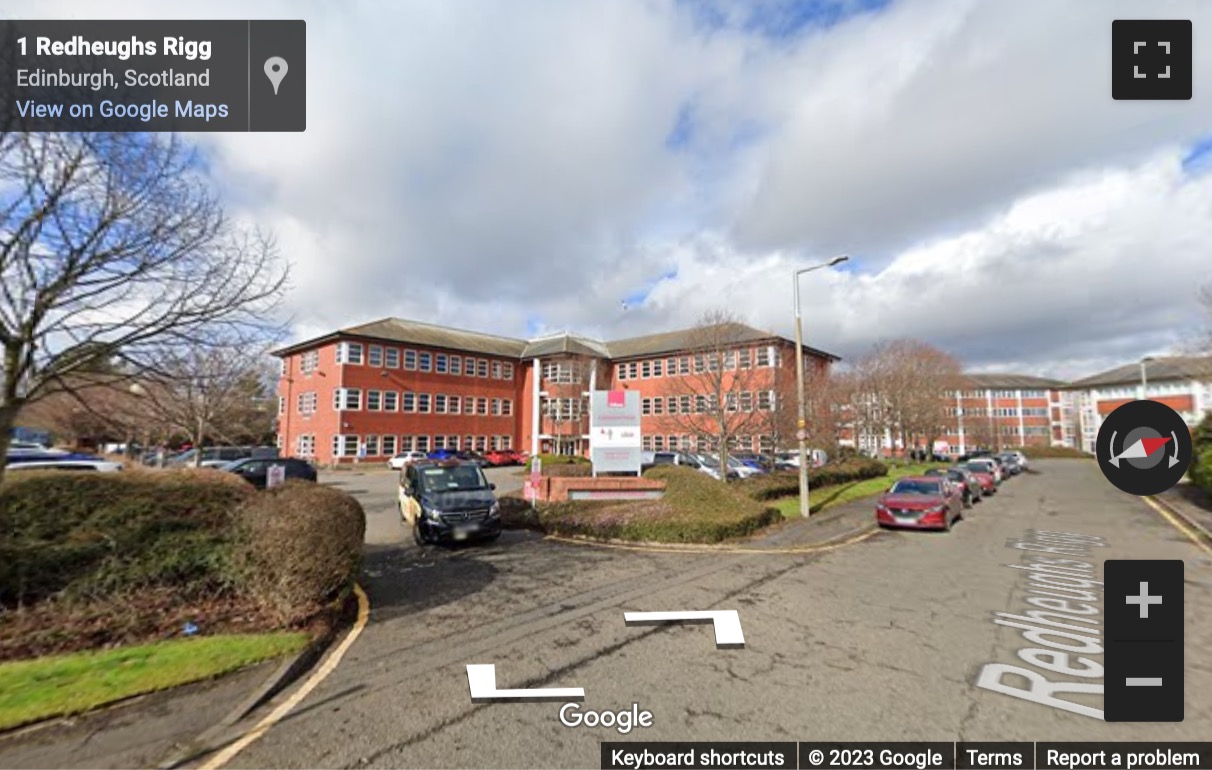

{"left": 1066, "top": 356, "right": 1212, "bottom": 389}
{"left": 275, "top": 317, "right": 841, "bottom": 362}
{"left": 605, "top": 322, "right": 841, "bottom": 361}
{"left": 274, "top": 318, "right": 528, "bottom": 358}
{"left": 520, "top": 332, "right": 612, "bottom": 359}
{"left": 962, "top": 372, "right": 1068, "bottom": 390}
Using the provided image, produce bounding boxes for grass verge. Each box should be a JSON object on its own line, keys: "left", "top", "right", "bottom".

{"left": 772, "top": 462, "right": 946, "bottom": 518}
{"left": 0, "top": 632, "right": 308, "bottom": 732}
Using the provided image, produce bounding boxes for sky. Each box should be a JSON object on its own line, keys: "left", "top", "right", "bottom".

{"left": 12, "top": 0, "right": 1212, "bottom": 380}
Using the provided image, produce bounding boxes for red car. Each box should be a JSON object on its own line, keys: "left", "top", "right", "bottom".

{"left": 482, "top": 449, "right": 524, "bottom": 466}
{"left": 961, "top": 462, "right": 998, "bottom": 495}
{"left": 875, "top": 476, "right": 964, "bottom": 531}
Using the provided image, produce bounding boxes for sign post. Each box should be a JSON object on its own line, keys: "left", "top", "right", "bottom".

{"left": 589, "top": 390, "right": 642, "bottom": 475}
{"left": 266, "top": 463, "right": 286, "bottom": 489}
{"left": 527, "top": 456, "right": 542, "bottom": 503}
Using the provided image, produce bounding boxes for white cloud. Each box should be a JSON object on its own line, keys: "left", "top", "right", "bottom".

{"left": 7, "top": 0, "right": 1212, "bottom": 381}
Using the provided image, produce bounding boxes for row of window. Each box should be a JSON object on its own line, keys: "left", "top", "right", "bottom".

{"left": 639, "top": 434, "right": 778, "bottom": 453}
{"left": 330, "top": 389, "right": 513, "bottom": 416}
{"left": 318, "top": 433, "right": 515, "bottom": 457}
{"left": 640, "top": 391, "right": 778, "bottom": 415}
{"left": 616, "top": 347, "right": 781, "bottom": 381}
{"left": 326, "top": 342, "right": 515, "bottom": 380}
{"left": 947, "top": 389, "right": 1051, "bottom": 399}
{"left": 944, "top": 406, "right": 1050, "bottom": 418}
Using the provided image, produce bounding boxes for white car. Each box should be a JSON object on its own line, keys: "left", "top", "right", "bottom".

{"left": 1004, "top": 450, "right": 1029, "bottom": 470}
{"left": 967, "top": 457, "right": 1003, "bottom": 483}
{"left": 6, "top": 450, "right": 123, "bottom": 472}
{"left": 387, "top": 451, "right": 428, "bottom": 470}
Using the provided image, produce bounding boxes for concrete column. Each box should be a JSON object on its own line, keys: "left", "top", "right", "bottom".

{"left": 956, "top": 390, "right": 965, "bottom": 455}
{"left": 531, "top": 357, "right": 541, "bottom": 457}
{"left": 1017, "top": 389, "right": 1025, "bottom": 446}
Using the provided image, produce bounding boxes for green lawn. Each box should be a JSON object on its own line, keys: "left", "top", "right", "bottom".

{"left": 773, "top": 462, "right": 947, "bottom": 518}
{"left": 0, "top": 632, "right": 308, "bottom": 732}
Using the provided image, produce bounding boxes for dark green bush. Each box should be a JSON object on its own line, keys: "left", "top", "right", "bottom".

{"left": 1191, "top": 445, "right": 1212, "bottom": 493}
{"left": 498, "top": 495, "right": 543, "bottom": 530}
{"left": 740, "top": 459, "right": 889, "bottom": 501}
{"left": 231, "top": 480, "right": 366, "bottom": 625}
{"left": 524, "top": 453, "right": 590, "bottom": 471}
{"left": 1007, "top": 445, "right": 1092, "bottom": 459}
{"left": 544, "top": 463, "right": 593, "bottom": 477}
{"left": 0, "top": 470, "right": 254, "bottom": 607}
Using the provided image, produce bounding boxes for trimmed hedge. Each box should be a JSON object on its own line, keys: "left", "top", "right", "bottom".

{"left": 739, "top": 459, "right": 889, "bottom": 502}
{"left": 1, "top": 469, "right": 366, "bottom": 652}
{"left": 524, "top": 453, "right": 590, "bottom": 472}
{"left": 1006, "top": 445, "right": 1091, "bottom": 459}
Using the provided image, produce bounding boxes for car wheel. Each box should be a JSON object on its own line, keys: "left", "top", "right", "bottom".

{"left": 413, "top": 519, "right": 430, "bottom": 547}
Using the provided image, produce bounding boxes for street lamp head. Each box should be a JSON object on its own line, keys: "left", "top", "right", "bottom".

{"left": 1141, "top": 355, "right": 1154, "bottom": 364}
{"left": 828, "top": 255, "right": 849, "bottom": 266}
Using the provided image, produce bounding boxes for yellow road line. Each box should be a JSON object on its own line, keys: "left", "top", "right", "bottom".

{"left": 1142, "top": 496, "right": 1212, "bottom": 559}
{"left": 544, "top": 526, "right": 880, "bottom": 555}
{"left": 198, "top": 583, "right": 371, "bottom": 770}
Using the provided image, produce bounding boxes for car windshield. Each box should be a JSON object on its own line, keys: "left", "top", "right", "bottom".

{"left": 418, "top": 465, "right": 488, "bottom": 492}
{"left": 965, "top": 463, "right": 989, "bottom": 473}
{"left": 890, "top": 479, "right": 941, "bottom": 495}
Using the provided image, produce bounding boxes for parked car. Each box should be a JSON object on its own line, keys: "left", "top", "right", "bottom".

{"left": 996, "top": 452, "right": 1023, "bottom": 475}
{"left": 773, "top": 449, "right": 829, "bottom": 468}
{"left": 961, "top": 461, "right": 998, "bottom": 494}
{"left": 1003, "top": 450, "right": 1029, "bottom": 470}
{"left": 875, "top": 476, "right": 963, "bottom": 531}
{"left": 6, "top": 449, "right": 123, "bottom": 472}
{"left": 482, "top": 449, "right": 525, "bottom": 466}
{"left": 388, "top": 451, "right": 429, "bottom": 470}
{"left": 966, "top": 457, "right": 1003, "bottom": 484}
{"left": 223, "top": 457, "right": 316, "bottom": 489}
{"left": 168, "top": 446, "right": 277, "bottom": 469}
{"left": 731, "top": 452, "right": 771, "bottom": 471}
{"left": 923, "top": 466, "right": 980, "bottom": 507}
{"left": 399, "top": 461, "right": 501, "bottom": 546}
{"left": 684, "top": 453, "right": 740, "bottom": 480}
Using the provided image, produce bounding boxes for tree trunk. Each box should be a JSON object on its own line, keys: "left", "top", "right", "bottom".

{"left": 0, "top": 402, "right": 19, "bottom": 488}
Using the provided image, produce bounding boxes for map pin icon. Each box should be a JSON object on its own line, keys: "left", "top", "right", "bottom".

{"left": 264, "top": 56, "right": 288, "bottom": 95}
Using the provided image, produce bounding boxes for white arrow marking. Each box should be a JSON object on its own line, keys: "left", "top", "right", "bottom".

{"left": 624, "top": 610, "right": 745, "bottom": 648}
{"left": 1170, "top": 430, "right": 1181, "bottom": 467}
{"left": 466, "top": 664, "right": 584, "bottom": 700}
{"left": 1108, "top": 430, "right": 1120, "bottom": 467}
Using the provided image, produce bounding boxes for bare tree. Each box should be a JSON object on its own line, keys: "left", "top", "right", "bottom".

{"left": 659, "top": 309, "right": 770, "bottom": 480}
{"left": 753, "top": 361, "right": 840, "bottom": 454}
{"left": 133, "top": 340, "right": 279, "bottom": 466}
{"left": 0, "top": 131, "right": 288, "bottom": 483}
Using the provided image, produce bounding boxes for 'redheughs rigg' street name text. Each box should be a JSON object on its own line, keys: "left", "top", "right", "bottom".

{"left": 0, "top": 19, "right": 304, "bottom": 131}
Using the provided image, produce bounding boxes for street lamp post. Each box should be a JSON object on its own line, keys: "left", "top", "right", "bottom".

{"left": 1140, "top": 356, "right": 1153, "bottom": 400}
{"left": 794, "top": 255, "right": 849, "bottom": 518}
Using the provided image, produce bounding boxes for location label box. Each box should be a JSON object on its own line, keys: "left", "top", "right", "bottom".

{"left": 1103, "top": 560, "right": 1184, "bottom": 721}
{"left": 0, "top": 19, "right": 304, "bottom": 132}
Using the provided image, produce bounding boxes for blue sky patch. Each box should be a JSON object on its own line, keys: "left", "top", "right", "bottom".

{"left": 681, "top": 0, "right": 892, "bottom": 39}
{"left": 1181, "top": 133, "right": 1212, "bottom": 176}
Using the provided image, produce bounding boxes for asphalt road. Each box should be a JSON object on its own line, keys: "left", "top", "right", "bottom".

{"left": 202, "top": 460, "right": 1212, "bottom": 769}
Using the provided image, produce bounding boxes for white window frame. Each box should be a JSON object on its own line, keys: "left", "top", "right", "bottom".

{"left": 404, "top": 350, "right": 417, "bottom": 370}
{"left": 385, "top": 348, "right": 400, "bottom": 369}
{"left": 368, "top": 345, "right": 383, "bottom": 367}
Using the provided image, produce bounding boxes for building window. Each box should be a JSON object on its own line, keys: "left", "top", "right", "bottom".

{"left": 368, "top": 345, "right": 383, "bottom": 367}
{"left": 296, "top": 434, "right": 316, "bottom": 457}
{"left": 417, "top": 393, "right": 431, "bottom": 413}
{"left": 404, "top": 350, "right": 417, "bottom": 370}
{"left": 434, "top": 435, "right": 447, "bottom": 450}
{"left": 301, "top": 351, "right": 319, "bottom": 374}
{"left": 383, "top": 391, "right": 399, "bottom": 411}
{"left": 385, "top": 348, "right": 400, "bottom": 368}
{"left": 653, "top": 359, "right": 663, "bottom": 377}
{"left": 724, "top": 351, "right": 736, "bottom": 370}
{"left": 740, "top": 391, "right": 753, "bottom": 412}
{"left": 277, "top": 396, "right": 285, "bottom": 415}
{"left": 666, "top": 396, "right": 678, "bottom": 414}
{"left": 450, "top": 355, "right": 461, "bottom": 375}
{"left": 739, "top": 348, "right": 751, "bottom": 369}
{"left": 415, "top": 435, "right": 430, "bottom": 452}
{"left": 436, "top": 353, "right": 448, "bottom": 374}
{"left": 627, "top": 362, "right": 638, "bottom": 379}
{"left": 491, "top": 398, "right": 501, "bottom": 416}
{"left": 757, "top": 391, "right": 773, "bottom": 411}
{"left": 759, "top": 435, "right": 774, "bottom": 453}
{"left": 679, "top": 357, "right": 690, "bottom": 375}
{"left": 400, "top": 435, "right": 415, "bottom": 452}
{"left": 449, "top": 395, "right": 461, "bottom": 414}
{"left": 725, "top": 393, "right": 738, "bottom": 412}
{"left": 367, "top": 390, "right": 382, "bottom": 411}
{"left": 642, "top": 398, "right": 652, "bottom": 416}
{"left": 502, "top": 399, "right": 512, "bottom": 416}
{"left": 445, "top": 435, "right": 458, "bottom": 449}
{"left": 543, "top": 361, "right": 581, "bottom": 384}
{"left": 654, "top": 435, "right": 665, "bottom": 451}
{"left": 642, "top": 435, "right": 653, "bottom": 451}
{"left": 332, "top": 435, "right": 359, "bottom": 457}
{"left": 334, "top": 388, "right": 361, "bottom": 410}
{"left": 680, "top": 395, "right": 692, "bottom": 414}
{"left": 419, "top": 352, "right": 432, "bottom": 372}
{"left": 642, "top": 361, "right": 652, "bottom": 378}
{"left": 474, "top": 436, "right": 486, "bottom": 452}
{"left": 365, "top": 435, "right": 380, "bottom": 456}
{"left": 336, "top": 342, "right": 363, "bottom": 365}
{"left": 382, "top": 435, "right": 397, "bottom": 456}
{"left": 477, "top": 397, "right": 488, "bottom": 415}
{"left": 503, "top": 362, "right": 514, "bottom": 380}
{"left": 297, "top": 391, "right": 317, "bottom": 414}
{"left": 666, "top": 357, "right": 677, "bottom": 376}
{"left": 435, "top": 394, "right": 448, "bottom": 414}
{"left": 694, "top": 355, "right": 706, "bottom": 373}
{"left": 756, "top": 347, "right": 771, "bottom": 367}
{"left": 492, "top": 361, "right": 503, "bottom": 379}
{"left": 652, "top": 398, "right": 663, "bottom": 415}
{"left": 402, "top": 392, "right": 416, "bottom": 412}
{"left": 695, "top": 395, "right": 707, "bottom": 413}
{"left": 501, "top": 435, "right": 512, "bottom": 449}
{"left": 708, "top": 353, "right": 721, "bottom": 373}
{"left": 617, "top": 364, "right": 628, "bottom": 381}
{"left": 477, "top": 359, "right": 489, "bottom": 377}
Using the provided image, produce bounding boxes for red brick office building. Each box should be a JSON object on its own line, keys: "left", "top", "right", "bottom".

{"left": 274, "top": 318, "right": 839, "bottom": 465}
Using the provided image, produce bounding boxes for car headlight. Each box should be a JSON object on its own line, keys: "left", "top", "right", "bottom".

{"left": 425, "top": 507, "right": 444, "bottom": 521}
{"left": 489, "top": 501, "right": 501, "bottom": 517}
